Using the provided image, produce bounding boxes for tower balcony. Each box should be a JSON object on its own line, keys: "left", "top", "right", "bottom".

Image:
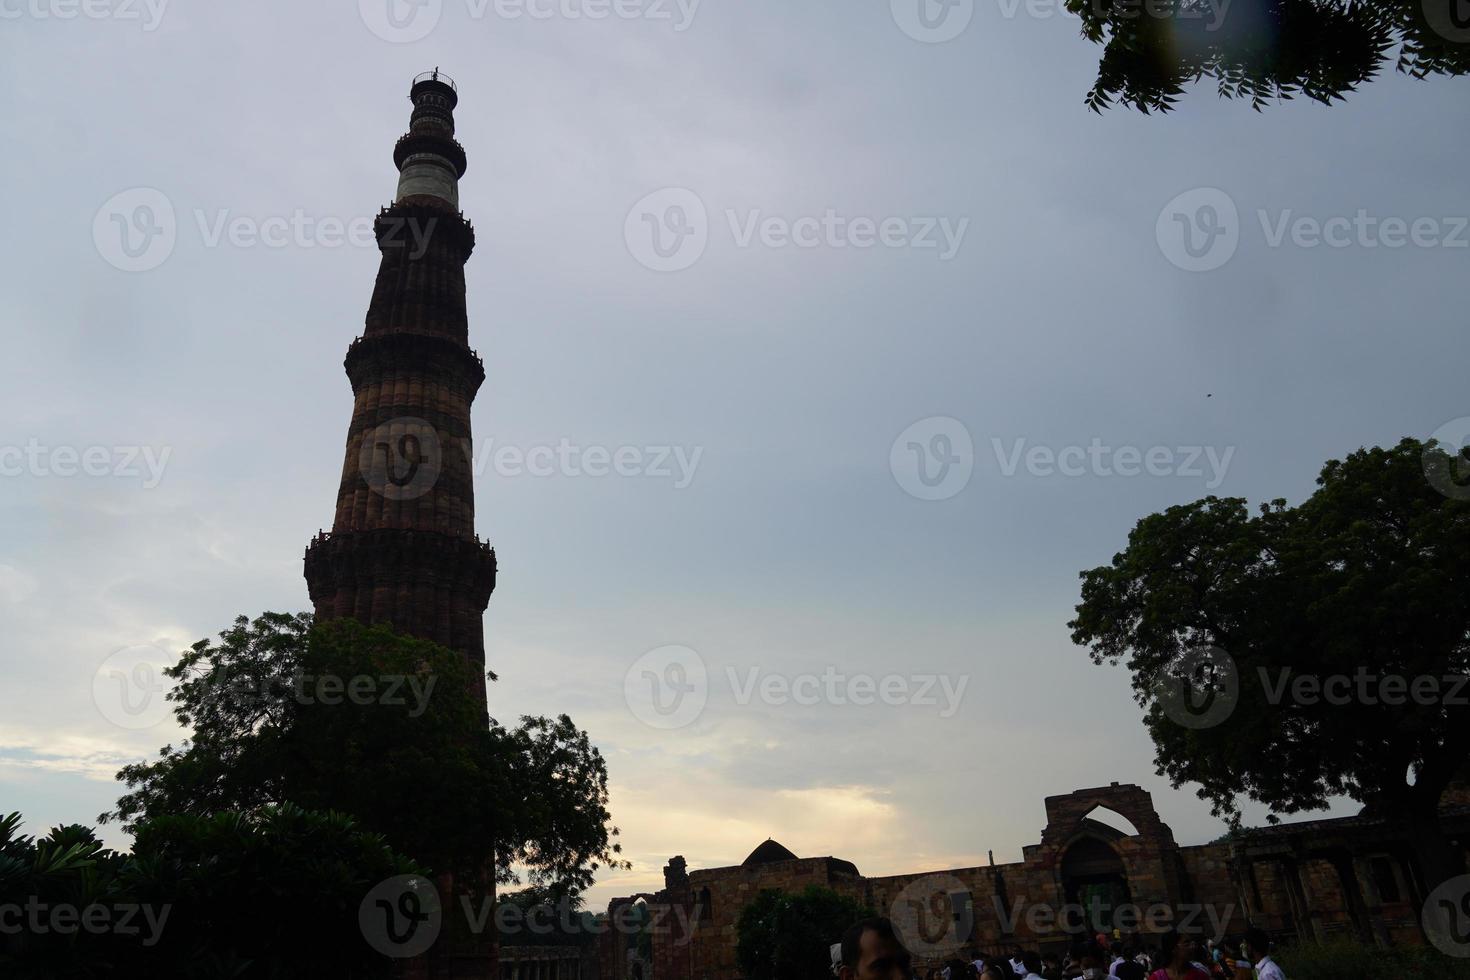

{"left": 393, "top": 133, "right": 468, "bottom": 178}
{"left": 412, "top": 69, "right": 457, "bottom": 91}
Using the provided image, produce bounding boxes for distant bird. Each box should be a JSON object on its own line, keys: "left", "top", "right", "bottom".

{"left": 1207, "top": 393, "right": 1213, "bottom": 398}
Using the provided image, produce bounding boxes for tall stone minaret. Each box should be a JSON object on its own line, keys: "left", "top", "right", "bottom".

{"left": 305, "top": 70, "right": 496, "bottom": 709}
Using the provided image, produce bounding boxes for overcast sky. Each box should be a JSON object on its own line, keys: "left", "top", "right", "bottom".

{"left": 2, "top": 0, "right": 1467, "bottom": 912}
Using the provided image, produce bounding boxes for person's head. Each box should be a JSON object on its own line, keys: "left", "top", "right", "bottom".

{"left": 1243, "top": 928, "right": 1271, "bottom": 963}
{"left": 1158, "top": 932, "right": 1192, "bottom": 968}
{"left": 839, "top": 918, "right": 912, "bottom": 980}
{"left": 982, "top": 965, "right": 1008, "bottom": 980}
{"left": 1020, "top": 951, "right": 1043, "bottom": 975}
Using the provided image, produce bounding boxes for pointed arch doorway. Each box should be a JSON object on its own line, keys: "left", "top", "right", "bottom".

{"left": 1060, "top": 837, "right": 1132, "bottom": 933}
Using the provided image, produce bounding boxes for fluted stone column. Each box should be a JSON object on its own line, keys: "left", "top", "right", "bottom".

{"left": 305, "top": 70, "right": 497, "bottom": 698}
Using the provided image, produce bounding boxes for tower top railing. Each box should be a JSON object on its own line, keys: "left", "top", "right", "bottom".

{"left": 412, "top": 68, "right": 457, "bottom": 92}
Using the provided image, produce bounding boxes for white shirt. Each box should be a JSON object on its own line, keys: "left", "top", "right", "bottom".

{"left": 1255, "top": 956, "right": 1287, "bottom": 980}
{"left": 1109, "top": 956, "right": 1124, "bottom": 977}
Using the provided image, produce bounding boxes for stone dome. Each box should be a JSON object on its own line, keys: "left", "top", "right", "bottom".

{"left": 742, "top": 839, "right": 798, "bottom": 866}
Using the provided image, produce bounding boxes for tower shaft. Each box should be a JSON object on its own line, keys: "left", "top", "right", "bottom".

{"left": 305, "top": 71, "right": 496, "bottom": 703}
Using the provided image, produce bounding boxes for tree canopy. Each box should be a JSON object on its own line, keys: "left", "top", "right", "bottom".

{"left": 1069, "top": 0, "right": 1470, "bottom": 112}
{"left": 1, "top": 806, "right": 420, "bottom": 978}
{"left": 102, "top": 612, "right": 627, "bottom": 901}
{"left": 735, "top": 885, "right": 875, "bottom": 980}
{"left": 1070, "top": 438, "right": 1470, "bottom": 886}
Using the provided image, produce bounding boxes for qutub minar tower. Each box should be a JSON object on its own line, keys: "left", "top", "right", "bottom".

{"left": 305, "top": 70, "right": 497, "bottom": 703}
{"left": 304, "top": 71, "right": 498, "bottom": 976}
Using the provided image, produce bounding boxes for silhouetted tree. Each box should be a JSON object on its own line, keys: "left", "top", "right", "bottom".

{"left": 103, "top": 612, "right": 627, "bottom": 901}
{"left": 1071, "top": 438, "right": 1470, "bottom": 889}
{"left": 1070, "top": 0, "right": 1470, "bottom": 111}
{"left": 1, "top": 806, "right": 419, "bottom": 978}
{"left": 736, "top": 886, "right": 875, "bottom": 980}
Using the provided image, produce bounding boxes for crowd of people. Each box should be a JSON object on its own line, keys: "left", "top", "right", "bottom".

{"left": 833, "top": 920, "right": 1288, "bottom": 980}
